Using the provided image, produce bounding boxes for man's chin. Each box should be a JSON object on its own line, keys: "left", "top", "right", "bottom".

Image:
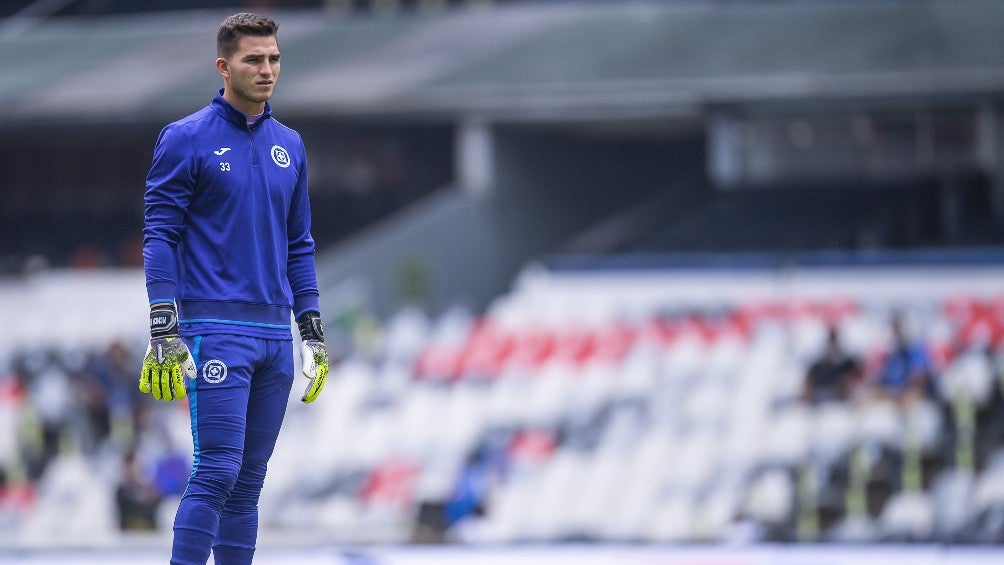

{"left": 234, "top": 87, "right": 273, "bottom": 105}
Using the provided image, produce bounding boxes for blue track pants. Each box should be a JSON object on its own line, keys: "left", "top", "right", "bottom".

{"left": 171, "top": 334, "right": 293, "bottom": 565}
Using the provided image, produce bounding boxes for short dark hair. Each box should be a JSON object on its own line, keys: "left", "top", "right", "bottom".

{"left": 217, "top": 13, "right": 278, "bottom": 59}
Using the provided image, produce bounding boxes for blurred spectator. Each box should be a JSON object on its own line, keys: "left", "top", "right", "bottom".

{"left": 152, "top": 446, "right": 189, "bottom": 499}
{"left": 20, "top": 353, "right": 72, "bottom": 481}
{"left": 443, "top": 448, "right": 493, "bottom": 530}
{"left": 87, "top": 340, "right": 146, "bottom": 447}
{"left": 0, "top": 465, "right": 35, "bottom": 532}
{"left": 872, "top": 313, "right": 936, "bottom": 404}
{"left": 75, "top": 366, "right": 111, "bottom": 455}
{"left": 115, "top": 450, "right": 161, "bottom": 531}
{"left": 412, "top": 445, "right": 501, "bottom": 544}
{"left": 801, "top": 325, "right": 862, "bottom": 404}
{"left": 0, "top": 372, "right": 23, "bottom": 473}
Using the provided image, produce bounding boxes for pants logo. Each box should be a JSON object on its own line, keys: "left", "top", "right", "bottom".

{"left": 202, "top": 359, "right": 228, "bottom": 384}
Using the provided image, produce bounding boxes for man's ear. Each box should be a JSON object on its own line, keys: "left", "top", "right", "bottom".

{"left": 215, "top": 57, "right": 229, "bottom": 79}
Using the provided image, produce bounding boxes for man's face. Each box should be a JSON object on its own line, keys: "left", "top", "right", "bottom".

{"left": 219, "top": 34, "right": 280, "bottom": 113}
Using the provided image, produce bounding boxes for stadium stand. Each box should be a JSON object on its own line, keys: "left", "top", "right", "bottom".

{"left": 3, "top": 258, "right": 1004, "bottom": 547}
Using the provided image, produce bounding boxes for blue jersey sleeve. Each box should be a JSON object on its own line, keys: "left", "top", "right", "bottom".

{"left": 287, "top": 135, "right": 320, "bottom": 318}
{"left": 143, "top": 124, "right": 197, "bottom": 304}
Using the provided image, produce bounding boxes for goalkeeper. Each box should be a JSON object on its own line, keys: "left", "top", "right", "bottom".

{"left": 140, "top": 12, "right": 329, "bottom": 565}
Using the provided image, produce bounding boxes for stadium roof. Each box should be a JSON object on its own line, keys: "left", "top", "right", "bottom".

{"left": 2, "top": 0, "right": 1004, "bottom": 125}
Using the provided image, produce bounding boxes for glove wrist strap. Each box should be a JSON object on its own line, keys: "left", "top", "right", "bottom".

{"left": 297, "top": 311, "right": 324, "bottom": 342}
{"left": 150, "top": 303, "right": 180, "bottom": 339}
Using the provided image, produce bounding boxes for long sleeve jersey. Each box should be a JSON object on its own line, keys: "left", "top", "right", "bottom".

{"left": 143, "top": 90, "right": 319, "bottom": 340}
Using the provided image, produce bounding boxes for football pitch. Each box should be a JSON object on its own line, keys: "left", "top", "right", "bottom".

{"left": 1, "top": 544, "right": 1003, "bottom": 565}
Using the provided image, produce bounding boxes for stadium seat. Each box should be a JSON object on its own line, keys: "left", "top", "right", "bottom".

{"left": 8, "top": 266, "right": 1004, "bottom": 546}
{"left": 879, "top": 490, "right": 935, "bottom": 541}
{"left": 930, "top": 469, "right": 976, "bottom": 541}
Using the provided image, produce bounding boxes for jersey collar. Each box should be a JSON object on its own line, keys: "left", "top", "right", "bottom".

{"left": 211, "top": 89, "right": 273, "bottom": 130}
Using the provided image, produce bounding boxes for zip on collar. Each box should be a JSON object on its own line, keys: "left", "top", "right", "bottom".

{"left": 210, "top": 88, "right": 272, "bottom": 130}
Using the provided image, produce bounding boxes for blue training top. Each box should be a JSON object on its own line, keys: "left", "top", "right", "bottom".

{"left": 143, "top": 90, "right": 319, "bottom": 340}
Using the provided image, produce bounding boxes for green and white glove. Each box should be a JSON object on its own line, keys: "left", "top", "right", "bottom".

{"left": 139, "top": 303, "right": 196, "bottom": 401}
{"left": 297, "top": 311, "right": 329, "bottom": 404}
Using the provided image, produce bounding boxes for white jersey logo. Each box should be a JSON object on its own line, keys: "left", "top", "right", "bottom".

{"left": 271, "top": 145, "right": 290, "bottom": 168}
{"left": 213, "top": 147, "right": 231, "bottom": 156}
{"left": 202, "top": 359, "right": 228, "bottom": 384}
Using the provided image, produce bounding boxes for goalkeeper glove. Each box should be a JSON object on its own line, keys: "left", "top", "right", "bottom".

{"left": 297, "top": 311, "right": 329, "bottom": 404}
{"left": 139, "top": 303, "right": 196, "bottom": 401}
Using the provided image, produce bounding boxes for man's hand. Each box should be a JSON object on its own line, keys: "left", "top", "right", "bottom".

{"left": 139, "top": 303, "right": 196, "bottom": 401}
{"left": 297, "top": 311, "right": 329, "bottom": 403}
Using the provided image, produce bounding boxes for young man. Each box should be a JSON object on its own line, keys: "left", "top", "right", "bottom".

{"left": 139, "top": 13, "right": 329, "bottom": 565}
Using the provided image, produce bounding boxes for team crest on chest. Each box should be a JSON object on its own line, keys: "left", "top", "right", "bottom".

{"left": 271, "top": 145, "right": 291, "bottom": 168}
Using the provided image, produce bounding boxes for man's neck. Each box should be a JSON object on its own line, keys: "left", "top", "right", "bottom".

{"left": 222, "top": 90, "right": 265, "bottom": 118}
